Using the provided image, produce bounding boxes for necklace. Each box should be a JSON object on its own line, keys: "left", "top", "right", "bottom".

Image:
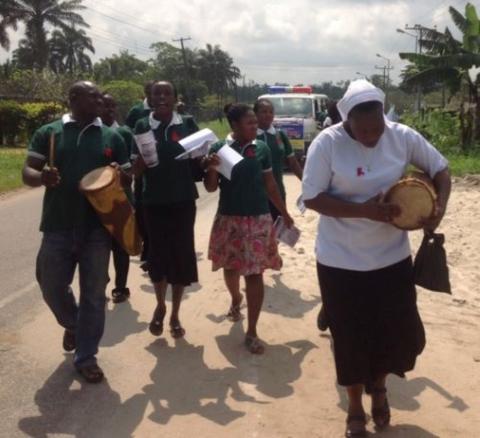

{"left": 358, "top": 144, "right": 379, "bottom": 173}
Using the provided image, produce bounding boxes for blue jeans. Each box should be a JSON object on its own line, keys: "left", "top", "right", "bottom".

{"left": 36, "top": 227, "right": 111, "bottom": 368}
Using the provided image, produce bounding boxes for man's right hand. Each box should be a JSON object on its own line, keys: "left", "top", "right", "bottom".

{"left": 41, "top": 167, "right": 61, "bottom": 187}
{"left": 362, "top": 193, "right": 401, "bottom": 223}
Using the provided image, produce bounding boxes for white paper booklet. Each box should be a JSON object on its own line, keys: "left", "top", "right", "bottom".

{"left": 176, "top": 128, "right": 218, "bottom": 160}
{"left": 274, "top": 216, "right": 301, "bottom": 248}
{"left": 216, "top": 145, "right": 243, "bottom": 180}
{"left": 134, "top": 130, "right": 158, "bottom": 167}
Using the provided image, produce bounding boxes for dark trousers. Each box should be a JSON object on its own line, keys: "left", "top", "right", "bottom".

{"left": 36, "top": 227, "right": 110, "bottom": 368}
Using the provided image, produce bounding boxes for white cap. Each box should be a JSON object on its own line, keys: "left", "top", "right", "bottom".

{"left": 337, "top": 79, "right": 385, "bottom": 121}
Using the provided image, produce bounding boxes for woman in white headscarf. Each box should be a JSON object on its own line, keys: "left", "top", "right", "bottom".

{"left": 302, "top": 80, "right": 451, "bottom": 437}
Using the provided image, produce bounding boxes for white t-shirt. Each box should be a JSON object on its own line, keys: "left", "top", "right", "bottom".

{"left": 302, "top": 120, "right": 448, "bottom": 271}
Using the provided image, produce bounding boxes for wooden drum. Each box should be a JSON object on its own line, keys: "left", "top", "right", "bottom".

{"left": 384, "top": 176, "right": 437, "bottom": 230}
{"left": 79, "top": 166, "right": 142, "bottom": 255}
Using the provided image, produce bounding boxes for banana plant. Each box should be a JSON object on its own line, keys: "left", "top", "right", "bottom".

{"left": 399, "top": 3, "right": 480, "bottom": 147}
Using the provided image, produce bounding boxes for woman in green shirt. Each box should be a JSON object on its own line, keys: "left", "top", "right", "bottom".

{"left": 132, "top": 81, "right": 203, "bottom": 340}
{"left": 254, "top": 98, "right": 303, "bottom": 221}
{"left": 204, "top": 103, "right": 294, "bottom": 354}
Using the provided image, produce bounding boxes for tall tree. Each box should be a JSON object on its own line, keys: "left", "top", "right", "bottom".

{"left": 197, "top": 43, "right": 240, "bottom": 104}
{"left": 12, "top": 0, "right": 89, "bottom": 70}
{"left": 49, "top": 25, "right": 94, "bottom": 74}
{"left": 399, "top": 3, "right": 480, "bottom": 146}
{"left": 93, "top": 50, "right": 148, "bottom": 83}
{"left": 0, "top": 0, "right": 23, "bottom": 50}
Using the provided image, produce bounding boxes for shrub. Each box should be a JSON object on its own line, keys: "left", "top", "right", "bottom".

{"left": 401, "top": 109, "right": 462, "bottom": 154}
{"left": 101, "top": 80, "right": 144, "bottom": 123}
{"left": 0, "top": 100, "right": 27, "bottom": 145}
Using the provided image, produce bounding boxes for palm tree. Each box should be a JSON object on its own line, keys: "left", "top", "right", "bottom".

{"left": 399, "top": 3, "right": 480, "bottom": 146}
{"left": 13, "top": 0, "right": 89, "bottom": 70}
{"left": 12, "top": 36, "right": 36, "bottom": 69}
{"left": 49, "top": 25, "right": 94, "bottom": 74}
{"left": 0, "top": 0, "right": 23, "bottom": 50}
{"left": 197, "top": 44, "right": 241, "bottom": 102}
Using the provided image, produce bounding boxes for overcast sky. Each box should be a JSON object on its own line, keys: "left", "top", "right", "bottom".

{"left": 0, "top": 0, "right": 468, "bottom": 85}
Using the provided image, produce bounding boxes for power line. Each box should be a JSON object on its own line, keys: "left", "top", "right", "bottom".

{"left": 82, "top": 0, "right": 165, "bottom": 33}
{"left": 88, "top": 28, "right": 152, "bottom": 54}
{"left": 83, "top": 5, "right": 165, "bottom": 38}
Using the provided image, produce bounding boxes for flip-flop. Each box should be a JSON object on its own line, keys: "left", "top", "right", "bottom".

{"left": 149, "top": 306, "right": 166, "bottom": 336}
{"left": 76, "top": 364, "right": 104, "bottom": 384}
{"left": 245, "top": 335, "right": 265, "bottom": 355}
{"left": 170, "top": 322, "right": 186, "bottom": 339}
{"left": 226, "top": 296, "right": 244, "bottom": 322}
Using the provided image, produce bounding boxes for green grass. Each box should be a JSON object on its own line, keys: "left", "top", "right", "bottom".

{"left": 0, "top": 147, "right": 26, "bottom": 194}
{"left": 199, "top": 119, "right": 230, "bottom": 140}
{"left": 445, "top": 153, "right": 480, "bottom": 176}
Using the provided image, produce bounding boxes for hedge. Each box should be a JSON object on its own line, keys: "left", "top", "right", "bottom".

{"left": 0, "top": 100, "right": 64, "bottom": 146}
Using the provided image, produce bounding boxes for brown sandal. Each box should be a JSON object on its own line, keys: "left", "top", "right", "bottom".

{"left": 371, "top": 387, "right": 391, "bottom": 429}
{"left": 345, "top": 413, "right": 367, "bottom": 438}
{"left": 76, "top": 364, "right": 104, "bottom": 384}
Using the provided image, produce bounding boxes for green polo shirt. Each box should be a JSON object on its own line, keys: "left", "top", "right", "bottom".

{"left": 133, "top": 113, "right": 200, "bottom": 205}
{"left": 28, "top": 117, "right": 130, "bottom": 232}
{"left": 209, "top": 138, "right": 272, "bottom": 216}
{"left": 125, "top": 101, "right": 150, "bottom": 130}
{"left": 256, "top": 129, "right": 293, "bottom": 199}
{"left": 116, "top": 125, "right": 134, "bottom": 157}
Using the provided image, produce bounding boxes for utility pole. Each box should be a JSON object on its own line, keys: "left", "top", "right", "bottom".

{"left": 173, "top": 36, "right": 192, "bottom": 108}
{"left": 403, "top": 24, "right": 430, "bottom": 111}
{"left": 375, "top": 53, "right": 393, "bottom": 109}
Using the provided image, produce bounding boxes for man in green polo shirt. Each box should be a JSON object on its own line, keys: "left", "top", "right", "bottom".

{"left": 22, "top": 81, "right": 131, "bottom": 383}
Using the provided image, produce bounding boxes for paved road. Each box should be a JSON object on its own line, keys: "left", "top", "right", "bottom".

{"left": 0, "top": 189, "right": 43, "bottom": 329}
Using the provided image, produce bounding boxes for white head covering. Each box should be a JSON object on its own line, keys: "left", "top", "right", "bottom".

{"left": 337, "top": 79, "right": 385, "bottom": 121}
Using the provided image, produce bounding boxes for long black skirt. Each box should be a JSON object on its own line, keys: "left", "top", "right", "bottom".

{"left": 144, "top": 201, "right": 198, "bottom": 286}
{"left": 317, "top": 257, "right": 425, "bottom": 389}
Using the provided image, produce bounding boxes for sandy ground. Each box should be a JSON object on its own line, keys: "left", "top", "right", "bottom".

{"left": 3, "top": 175, "right": 480, "bottom": 438}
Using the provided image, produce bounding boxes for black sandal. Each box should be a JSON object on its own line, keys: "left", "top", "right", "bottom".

{"left": 345, "top": 413, "right": 367, "bottom": 438}
{"left": 76, "top": 364, "right": 104, "bottom": 384}
{"left": 112, "top": 287, "right": 130, "bottom": 304}
{"left": 371, "top": 387, "right": 391, "bottom": 429}
{"left": 170, "top": 321, "right": 186, "bottom": 339}
{"left": 149, "top": 306, "right": 166, "bottom": 336}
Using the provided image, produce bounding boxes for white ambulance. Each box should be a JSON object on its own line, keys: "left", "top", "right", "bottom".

{"left": 258, "top": 86, "right": 329, "bottom": 158}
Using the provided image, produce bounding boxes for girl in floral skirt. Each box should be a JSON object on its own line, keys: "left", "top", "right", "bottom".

{"left": 204, "top": 103, "right": 294, "bottom": 354}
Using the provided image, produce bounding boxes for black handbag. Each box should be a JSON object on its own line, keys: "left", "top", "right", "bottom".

{"left": 414, "top": 232, "right": 451, "bottom": 294}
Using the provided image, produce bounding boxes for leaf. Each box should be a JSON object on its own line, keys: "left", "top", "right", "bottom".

{"left": 449, "top": 6, "right": 468, "bottom": 34}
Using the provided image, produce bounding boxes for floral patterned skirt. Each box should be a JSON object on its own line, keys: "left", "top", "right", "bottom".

{"left": 208, "top": 214, "right": 282, "bottom": 276}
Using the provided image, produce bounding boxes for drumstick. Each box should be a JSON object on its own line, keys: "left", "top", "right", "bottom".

{"left": 49, "top": 132, "right": 55, "bottom": 168}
